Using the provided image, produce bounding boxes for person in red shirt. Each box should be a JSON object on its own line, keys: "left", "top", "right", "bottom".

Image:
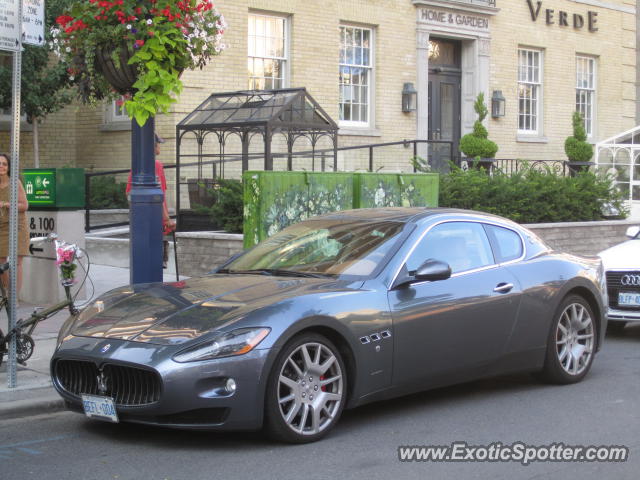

{"left": 126, "top": 134, "right": 176, "bottom": 267}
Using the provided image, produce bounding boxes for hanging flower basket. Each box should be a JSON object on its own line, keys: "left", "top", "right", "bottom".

{"left": 52, "top": 1, "right": 227, "bottom": 125}
{"left": 94, "top": 43, "right": 138, "bottom": 94}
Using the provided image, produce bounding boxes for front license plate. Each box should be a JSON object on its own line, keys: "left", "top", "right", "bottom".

{"left": 618, "top": 292, "right": 640, "bottom": 306}
{"left": 81, "top": 394, "right": 119, "bottom": 423}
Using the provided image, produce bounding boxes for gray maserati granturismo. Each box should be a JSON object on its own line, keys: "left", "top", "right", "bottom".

{"left": 51, "top": 208, "right": 606, "bottom": 443}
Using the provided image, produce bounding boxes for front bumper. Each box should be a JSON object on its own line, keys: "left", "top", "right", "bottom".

{"left": 606, "top": 308, "right": 640, "bottom": 323}
{"left": 51, "top": 336, "right": 271, "bottom": 431}
{"left": 604, "top": 269, "right": 640, "bottom": 323}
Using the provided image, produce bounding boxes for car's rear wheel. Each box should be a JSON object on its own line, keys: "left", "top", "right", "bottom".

{"left": 607, "top": 321, "right": 627, "bottom": 334}
{"left": 539, "top": 295, "right": 596, "bottom": 384}
{"left": 265, "top": 333, "right": 346, "bottom": 443}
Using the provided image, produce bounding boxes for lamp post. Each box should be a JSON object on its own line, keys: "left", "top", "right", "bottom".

{"left": 129, "top": 117, "right": 163, "bottom": 284}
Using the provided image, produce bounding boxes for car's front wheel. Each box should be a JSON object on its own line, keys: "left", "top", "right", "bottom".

{"left": 539, "top": 295, "right": 596, "bottom": 384}
{"left": 265, "top": 333, "right": 346, "bottom": 443}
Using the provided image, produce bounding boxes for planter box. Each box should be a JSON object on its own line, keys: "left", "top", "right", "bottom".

{"left": 566, "top": 161, "right": 595, "bottom": 176}
{"left": 462, "top": 157, "right": 495, "bottom": 172}
{"left": 177, "top": 210, "right": 220, "bottom": 232}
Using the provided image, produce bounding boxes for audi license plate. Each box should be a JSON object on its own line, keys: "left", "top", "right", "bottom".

{"left": 81, "top": 394, "right": 119, "bottom": 423}
{"left": 618, "top": 292, "right": 640, "bottom": 307}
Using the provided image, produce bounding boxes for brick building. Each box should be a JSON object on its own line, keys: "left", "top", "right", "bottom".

{"left": 0, "top": 1, "right": 636, "bottom": 206}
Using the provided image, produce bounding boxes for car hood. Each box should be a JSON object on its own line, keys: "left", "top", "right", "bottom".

{"left": 598, "top": 240, "right": 640, "bottom": 270}
{"left": 71, "top": 274, "right": 350, "bottom": 345}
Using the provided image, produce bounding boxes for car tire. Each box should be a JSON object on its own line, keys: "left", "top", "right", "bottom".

{"left": 607, "top": 321, "right": 627, "bottom": 334}
{"left": 538, "top": 295, "right": 597, "bottom": 385}
{"left": 264, "top": 333, "right": 347, "bottom": 443}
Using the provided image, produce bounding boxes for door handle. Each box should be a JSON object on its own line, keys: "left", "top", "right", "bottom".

{"left": 493, "top": 283, "right": 514, "bottom": 293}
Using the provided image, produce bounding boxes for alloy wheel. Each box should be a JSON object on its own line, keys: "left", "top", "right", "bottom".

{"left": 555, "top": 302, "right": 594, "bottom": 376}
{"left": 276, "top": 342, "right": 344, "bottom": 436}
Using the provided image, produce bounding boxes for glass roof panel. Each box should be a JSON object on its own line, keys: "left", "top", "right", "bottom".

{"left": 178, "top": 88, "right": 337, "bottom": 131}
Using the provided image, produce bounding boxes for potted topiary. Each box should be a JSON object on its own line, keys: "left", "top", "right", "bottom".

{"left": 564, "top": 111, "right": 594, "bottom": 176}
{"left": 52, "top": 1, "right": 226, "bottom": 126}
{"left": 459, "top": 92, "right": 498, "bottom": 171}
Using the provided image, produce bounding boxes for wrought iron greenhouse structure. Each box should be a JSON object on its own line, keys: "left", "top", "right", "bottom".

{"left": 175, "top": 88, "right": 339, "bottom": 221}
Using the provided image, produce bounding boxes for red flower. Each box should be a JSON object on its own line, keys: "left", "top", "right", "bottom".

{"left": 56, "top": 15, "right": 73, "bottom": 27}
{"left": 135, "top": 39, "right": 145, "bottom": 47}
{"left": 148, "top": 31, "right": 155, "bottom": 36}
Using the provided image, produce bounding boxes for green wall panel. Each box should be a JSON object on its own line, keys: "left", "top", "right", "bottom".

{"left": 355, "top": 173, "right": 438, "bottom": 209}
{"left": 243, "top": 171, "right": 438, "bottom": 248}
{"left": 308, "top": 172, "right": 354, "bottom": 216}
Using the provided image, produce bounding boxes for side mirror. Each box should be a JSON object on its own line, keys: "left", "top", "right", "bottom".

{"left": 391, "top": 259, "right": 451, "bottom": 289}
{"left": 626, "top": 226, "right": 640, "bottom": 239}
{"left": 414, "top": 259, "right": 452, "bottom": 282}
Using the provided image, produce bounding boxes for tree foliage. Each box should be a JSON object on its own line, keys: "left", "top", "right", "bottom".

{"left": 439, "top": 164, "right": 627, "bottom": 223}
{"left": 0, "top": 0, "right": 74, "bottom": 122}
{"left": 564, "top": 111, "right": 594, "bottom": 162}
{"left": 459, "top": 92, "right": 498, "bottom": 159}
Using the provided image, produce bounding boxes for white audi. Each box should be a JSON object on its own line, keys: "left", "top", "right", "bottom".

{"left": 598, "top": 226, "right": 640, "bottom": 332}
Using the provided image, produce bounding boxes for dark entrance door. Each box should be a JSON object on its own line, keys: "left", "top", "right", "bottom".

{"left": 428, "top": 38, "right": 461, "bottom": 173}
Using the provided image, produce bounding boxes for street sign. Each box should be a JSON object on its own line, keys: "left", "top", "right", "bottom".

{"left": 22, "top": 0, "right": 44, "bottom": 46}
{"left": 0, "top": 0, "right": 20, "bottom": 52}
{"left": 23, "top": 169, "right": 56, "bottom": 206}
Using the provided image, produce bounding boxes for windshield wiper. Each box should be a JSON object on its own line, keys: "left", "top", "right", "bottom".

{"left": 223, "top": 269, "right": 333, "bottom": 278}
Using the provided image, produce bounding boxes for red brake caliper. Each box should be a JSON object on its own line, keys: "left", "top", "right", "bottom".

{"left": 320, "top": 375, "right": 326, "bottom": 391}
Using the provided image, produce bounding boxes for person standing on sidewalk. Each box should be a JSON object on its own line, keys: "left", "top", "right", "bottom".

{"left": 0, "top": 153, "right": 30, "bottom": 293}
{"left": 126, "top": 134, "right": 176, "bottom": 267}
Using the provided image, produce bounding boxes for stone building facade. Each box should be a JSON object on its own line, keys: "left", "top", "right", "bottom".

{"left": 0, "top": 0, "right": 636, "bottom": 207}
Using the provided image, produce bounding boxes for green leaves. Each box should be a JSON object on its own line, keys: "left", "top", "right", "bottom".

{"left": 123, "top": 39, "right": 183, "bottom": 126}
{"left": 52, "top": 0, "right": 226, "bottom": 122}
{"left": 0, "top": 0, "right": 75, "bottom": 122}
{"left": 460, "top": 93, "right": 498, "bottom": 159}
{"left": 474, "top": 92, "right": 488, "bottom": 123}
{"left": 439, "top": 166, "right": 628, "bottom": 223}
{"left": 565, "top": 112, "right": 593, "bottom": 162}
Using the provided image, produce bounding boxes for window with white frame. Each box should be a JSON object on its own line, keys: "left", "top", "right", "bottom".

{"left": 517, "top": 48, "right": 542, "bottom": 134}
{"left": 108, "top": 99, "right": 129, "bottom": 122}
{"left": 576, "top": 55, "right": 596, "bottom": 138}
{"left": 339, "top": 25, "right": 373, "bottom": 126}
{"left": 248, "top": 13, "right": 287, "bottom": 90}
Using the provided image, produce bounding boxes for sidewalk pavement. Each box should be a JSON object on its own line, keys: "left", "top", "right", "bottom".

{"left": 0, "top": 265, "right": 186, "bottom": 421}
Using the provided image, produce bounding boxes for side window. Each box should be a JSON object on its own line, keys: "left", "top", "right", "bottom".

{"left": 485, "top": 224, "right": 524, "bottom": 263}
{"left": 407, "top": 222, "right": 495, "bottom": 274}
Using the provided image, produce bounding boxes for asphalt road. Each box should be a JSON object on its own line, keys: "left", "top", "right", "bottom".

{"left": 2, "top": 326, "right": 639, "bottom": 480}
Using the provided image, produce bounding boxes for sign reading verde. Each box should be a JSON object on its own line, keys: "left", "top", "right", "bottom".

{"left": 23, "top": 170, "right": 56, "bottom": 205}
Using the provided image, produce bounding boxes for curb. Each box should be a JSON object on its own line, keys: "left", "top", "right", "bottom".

{"left": 0, "top": 391, "right": 66, "bottom": 420}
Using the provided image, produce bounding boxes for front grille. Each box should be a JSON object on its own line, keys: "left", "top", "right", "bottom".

{"left": 606, "top": 271, "right": 640, "bottom": 310}
{"left": 54, "top": 360, "right": 161, "bottom": 406}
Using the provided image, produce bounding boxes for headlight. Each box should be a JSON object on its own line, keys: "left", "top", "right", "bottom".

{"left": 173, "top": 327, "right": 270, "bottom": 363}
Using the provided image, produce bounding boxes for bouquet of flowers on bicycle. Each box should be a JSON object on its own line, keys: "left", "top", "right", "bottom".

{"left": 0, "top": 234, "right": 87, "bottom": 366}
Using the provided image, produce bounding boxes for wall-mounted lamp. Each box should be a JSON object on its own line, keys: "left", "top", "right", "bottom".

{"left": 491, "top": 90, "right": 506, "bottom": 118}
{"left": 402, "top": 82, "right": 417, "bottom": 113}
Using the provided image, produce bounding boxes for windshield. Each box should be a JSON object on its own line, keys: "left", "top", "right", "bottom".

{"left": 225, "top": 218, "right": 405, "bottom": 278}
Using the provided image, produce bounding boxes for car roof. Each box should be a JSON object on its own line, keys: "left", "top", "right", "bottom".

{"left": 313, "top": 207, "right": 511, "bottom": 225}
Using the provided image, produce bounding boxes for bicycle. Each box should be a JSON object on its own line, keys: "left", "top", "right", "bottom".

{"left": 0, "top": 234, "right": 87, "bottom": 367}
